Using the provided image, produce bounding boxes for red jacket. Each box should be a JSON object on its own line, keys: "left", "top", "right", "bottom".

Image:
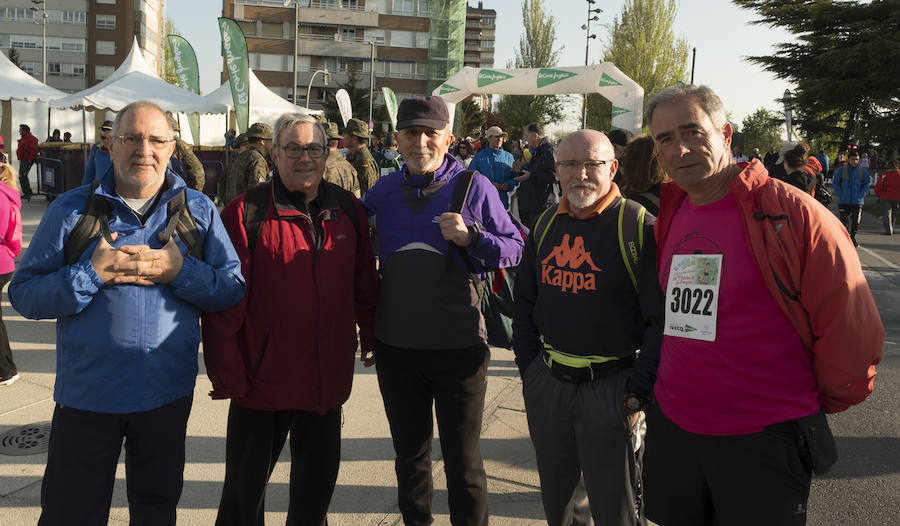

{"left": 655, "top": 160, "right": 883, "bottom": 414}
{"left": 16, "top": 131, "right": 38, "bottom": 161}
{"left": 875, "top": 169, "right": 900, "bottom": 200}
{"left": 202, "top": 179, "right": 378, "bottom": 413}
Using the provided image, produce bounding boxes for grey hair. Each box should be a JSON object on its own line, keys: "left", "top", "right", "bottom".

{"left": 524, "top": 122, "right": 544, "bottom": 136}
{"left": 111, "top": 101, "right": 173, "bottom": 137}
{"left": 272, "top": 113, "right": 327, "bottom": 149}
{"left": 647, "top": 85, "right": 727, "bottom": 129}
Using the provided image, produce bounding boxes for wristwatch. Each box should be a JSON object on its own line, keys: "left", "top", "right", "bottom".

{"left": 623, "top": 393, "right": 645, "bottom": 414}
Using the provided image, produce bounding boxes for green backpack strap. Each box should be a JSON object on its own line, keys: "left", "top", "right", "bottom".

{"left": 533, "top": 206, "right": 558, "bottom": 256}
{"left": 64, "top": 179, "right": 114, "bottom": 266}
{"left": 617, "top": 198, "right": 646, "bottom": 292}
{"left": 160, "top": 189, "right": 204, "bottom": 261}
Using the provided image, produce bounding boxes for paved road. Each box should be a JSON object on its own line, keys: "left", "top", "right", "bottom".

{"left": 0, "top": 195, "right": 897, "bottom": 525}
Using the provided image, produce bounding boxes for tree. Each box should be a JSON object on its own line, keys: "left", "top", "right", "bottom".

{"left": 741, "top": 108, "right": 783, "bottom": 155}
{"left": 456, "top": 96, "right": 486, "bottom": 139}
{"left": 161, "top": 18, "right": 180, "bottom": 85}
{"left": 7, "top": 48, "right": 21, "bottom": 69}
{"left": 322, "top": 69, "right": 372, "bottom": 127}
{"left": 733, "top": 0, "right": 900, "bottom": 152}
{"left": 497, "top": 0, "right": 565, "bottom": 134}
{"left": 586, "top": 0, "right": 690, "bottom": 131}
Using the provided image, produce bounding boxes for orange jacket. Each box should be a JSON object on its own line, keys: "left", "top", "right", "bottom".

{"left": 655, "top": 160, "right": 883, "bottom": 413}
{"left": 875, "top": 169, "right": 900, "bottom": 200}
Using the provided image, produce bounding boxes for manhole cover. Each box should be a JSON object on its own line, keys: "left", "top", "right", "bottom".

{"left": 0, "top": 422, "right": 52, "bottom": 456}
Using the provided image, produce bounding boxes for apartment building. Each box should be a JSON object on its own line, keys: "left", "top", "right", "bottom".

{"left": 463, "top": 1, "right": 493, "bottom": 70}
{"left": 0, "top": 0, "right": 163, "bottom": 93}
{"left": 222, "top": 0, "right": 476, "bottom": 113}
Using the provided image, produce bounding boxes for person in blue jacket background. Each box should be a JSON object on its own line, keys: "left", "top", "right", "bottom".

{"left": 469, "top": 125, "right": 519, "bottom": 210}
{"left": 831, "top": 150, "right": 870, "bottom": 246}
{"left": 10, "top": 101, "right": 245, "bottom": 526}
{"left": 81, "top": 120, "right": 114, "bottom": 186}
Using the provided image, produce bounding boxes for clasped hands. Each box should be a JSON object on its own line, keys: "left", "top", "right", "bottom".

{"left": 91, "top": 232, "right": 185, "bottom": 286}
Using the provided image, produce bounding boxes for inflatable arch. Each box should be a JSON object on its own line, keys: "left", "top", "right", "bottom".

{"left": 432, "top": 64, "right": 644, "bottom": 135}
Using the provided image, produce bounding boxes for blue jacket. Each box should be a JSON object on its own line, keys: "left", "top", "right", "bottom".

{"left": 81, "top": 142, "right": 112, "bottom": 186}
{"left": 469, "top": 147, "right": 518, "bottom": 209}
{"left": 832, "top": 164, "right": 870, "bottom": 205}
{"left": 9, "top": 168, "right": 245, "bottom": 413}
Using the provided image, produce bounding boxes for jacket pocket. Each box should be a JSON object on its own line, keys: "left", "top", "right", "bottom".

{"left": 253, "top": 327, "right": 271, "bottom": 375}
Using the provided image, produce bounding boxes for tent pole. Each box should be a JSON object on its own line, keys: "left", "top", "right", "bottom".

{"left": 82, "top": 108, "right": 87, "bottom": 170}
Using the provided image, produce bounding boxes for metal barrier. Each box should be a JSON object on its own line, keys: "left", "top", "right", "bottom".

{"left": 35, "top": 157, "right": 65, "bottom": 200}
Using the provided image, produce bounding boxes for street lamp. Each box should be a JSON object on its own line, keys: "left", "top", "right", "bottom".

{"left": 306, "top": 69, "right": 330, "bottom": 109}
{"left": 368, "top": 40, "right": 376, "bottom": 132}
{"left": 581, "top": 0, "right": 602, "bottom": 129}
{"left": 30, "top": 0, "right": 49, "bottom": 83}
{"left": 782, "top": 89, "right": 794, "bottom": 142}
{"left": 284, "top": 0, "right": 300, "bottom": 104}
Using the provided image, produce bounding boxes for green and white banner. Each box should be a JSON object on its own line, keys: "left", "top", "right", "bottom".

{"left": 381, "top": 87, "right": 398, "bottom": 131}
{"left": 218, "top": 17, "right": 250, "bottom": 133}
{"left": 166, "top": 35, "right": 201, "bottom": 143}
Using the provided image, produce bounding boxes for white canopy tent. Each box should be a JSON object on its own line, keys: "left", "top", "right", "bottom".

{"left": 433, "top": 64, "right": 644, "bottom": 134}
{"left": 188, "top": 68, "right": 322, "bottom": 146}
{"left": 51, "top": 38, "right": 228, "bottom": 117}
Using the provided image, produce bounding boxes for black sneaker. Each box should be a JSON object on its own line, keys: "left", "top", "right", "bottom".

{"left": 852, "top": 238, "right": 860, "bottom": 247}
{"left": 0, "top": 373, "right": 19, "bottom": 386}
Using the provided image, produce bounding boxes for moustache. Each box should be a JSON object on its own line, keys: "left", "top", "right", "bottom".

{"left": 567, "top": 181, "right": 598, "bottom": 191}
{"left": 407, "top": 149, "right": 434, "bottom": 156}
{"left": 131, "top": 157, "right": 157, "bottom": 166}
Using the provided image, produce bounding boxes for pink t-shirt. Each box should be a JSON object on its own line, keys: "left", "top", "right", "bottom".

{"left": 656, "top": 193, "right": 819, "bottom": 435}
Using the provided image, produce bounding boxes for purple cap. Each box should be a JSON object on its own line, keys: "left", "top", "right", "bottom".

{"left": 396, "top": 96, "right": 450, "bottom": 131}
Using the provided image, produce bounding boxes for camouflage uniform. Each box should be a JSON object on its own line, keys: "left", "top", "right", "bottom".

{"left": 324, "top": 149, "right": 360, "bottom": 198}
{"left": 173, "top": 137, "right": 205, "bottom": 191}
{"left": 222, "top": 148, "right": 271, "bottom": 206}
{"left": 347, "top": 147, "right": 379, "bottom": 196}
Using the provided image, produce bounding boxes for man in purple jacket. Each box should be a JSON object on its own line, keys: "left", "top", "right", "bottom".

{"left": 363, "top": 96, "right": 524, "bottom": 526}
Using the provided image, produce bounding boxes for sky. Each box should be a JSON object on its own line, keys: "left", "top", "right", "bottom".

{"left": 166, "top": 0, "right": 794, "bottom": 130}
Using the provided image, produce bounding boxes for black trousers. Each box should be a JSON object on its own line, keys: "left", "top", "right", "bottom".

{"left": 215, "top": 403, "right": 341, "bottom": 526}
{"left": 18, "top": 159, "right": 34, "bottom": 196}
{"left": 643, "top": 404, "right": 812, "bottom": 526}
{"left": 838, "top": 203, "right": 862, "bottom": 238}
{"left": 0, "top": 272, "right": 16, "bottom": 378}
{"left": 38, "top": 395, "right": 193, "bottom": 526}
{"left": 375, "top": 340, "right": 490, "bottom": 526}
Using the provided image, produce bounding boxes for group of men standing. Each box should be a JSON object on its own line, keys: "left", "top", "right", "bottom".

{"left": 10, "top": 85, "right": 884, "bottom": 526}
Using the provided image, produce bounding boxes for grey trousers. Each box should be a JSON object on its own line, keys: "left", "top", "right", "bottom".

{"left": 879, "top": 198, "right": 898, "bottom": 234}
{"left": 522, "top": 359, "right": 642, "bottom": 526}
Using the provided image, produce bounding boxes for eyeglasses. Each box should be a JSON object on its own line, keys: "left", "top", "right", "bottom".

{"left": 113, "top": 134, "right": 174, "bottom": 150}
{"left": 279, "top": 143, "right": 326, "bottom": 159}
{"left": 556, "top": 160, "right": 611, "bottom": 172}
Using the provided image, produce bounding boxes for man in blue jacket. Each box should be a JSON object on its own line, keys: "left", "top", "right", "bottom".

{"left": 9, "top": 101, "right": 245, "bottom": 526}
{"left": 469, "top": 125, "right": 518, "bottom": 210}
{"left": 363, "top": 96, "right": 524, "bottom": 526}
{"left": 832, "top": 150, "right": 870, "bottom": 246}
{"left": 81, "top": 120, "right": 113, "bottom": 186}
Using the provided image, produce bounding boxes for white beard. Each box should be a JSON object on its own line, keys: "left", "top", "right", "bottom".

{"left": 566, "top": 183, "right": 599, "bottom": 210}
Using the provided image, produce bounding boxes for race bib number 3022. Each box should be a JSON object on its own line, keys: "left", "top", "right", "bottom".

{"left": 663, "top": 254, "right": 723, "bottom": 342}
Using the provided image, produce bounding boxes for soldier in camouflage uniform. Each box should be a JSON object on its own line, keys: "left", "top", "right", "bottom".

{"left": 221, "top": 122, "right": 273, "bottom": 206}
{"left": 343, "top": 118, "right": 379, "bottom": 196}
{"left": 166, "top": 116, "right": 206, "bottom": 191}
{"left": 323, "top": 122, "right": 360, "bottom": 197}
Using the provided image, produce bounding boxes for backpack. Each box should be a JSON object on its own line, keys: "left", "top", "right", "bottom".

{"left": 449, "top": 170, "right": 529, "bottom": 349}
{"left": 64, "top": 180, "right": 204, "bottom": 265}
{"left": 243, "top": 181, "right": 361, "bottom": 253}
{"left": 2, "top": 198, "right": 22, "bottom": 258}
{"left": 532, "top": 197, "right": 646, "bottom": 292}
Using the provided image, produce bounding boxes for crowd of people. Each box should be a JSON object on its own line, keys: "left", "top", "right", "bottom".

{"left": 0, "top": 86, "right": 890, "bottom": 526}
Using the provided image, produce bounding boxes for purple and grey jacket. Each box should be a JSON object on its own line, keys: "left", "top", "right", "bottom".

{"left": 363, "top": 154, "right": 524, "bottom": 350}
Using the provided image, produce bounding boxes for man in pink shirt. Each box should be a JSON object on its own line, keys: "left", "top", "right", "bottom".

{"left": 644, "top": 85, "right": 883, "bottom": 526}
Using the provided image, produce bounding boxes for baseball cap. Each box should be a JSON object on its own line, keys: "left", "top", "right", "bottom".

{"left": 396, "top": 96, "right": 450, "bottom": 131}
{"left": 100, "top": 120, "right": 113, "bottom": 131}
{"left": 484, "top": 126, "right": 508, "bottom": 138}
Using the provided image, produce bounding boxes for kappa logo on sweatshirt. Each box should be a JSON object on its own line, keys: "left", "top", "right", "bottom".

{"left": 540, "top": 234, "right": 601, "bottom": 294}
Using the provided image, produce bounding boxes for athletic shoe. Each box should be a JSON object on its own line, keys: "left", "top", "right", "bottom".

{"left": 0, "top": 373, "right": 19, "bottom": 386}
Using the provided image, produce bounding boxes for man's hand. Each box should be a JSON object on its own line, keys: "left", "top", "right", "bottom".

{"left": 514, "top": 170, "right": 531, "bottom": 182}
{"left": 114, "top": 233, "right": 185, "bottom": 285}
{"left": 438, "top": 212, "right": 473, "bottom": 247}
{"left": 91, "top": 232, "right": 153, "bottom": 285}
{"left": 360, "top": 349, "right": 375, "bottom": 367}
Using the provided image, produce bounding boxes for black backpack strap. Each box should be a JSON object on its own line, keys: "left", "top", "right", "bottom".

{"left": 160, "top": 189, "right": 204, "bottom": 261}
{"left": 243, "top": 182, "right": 272, "bottom": 254}
{"left": 448, "top": 170, "right": 477, "bottom": 274}
{"left": 332, "top": 184, "right": 361, "bottom": 242}
{"left": 64, "top": 179, "right": 114, "bottom": 265}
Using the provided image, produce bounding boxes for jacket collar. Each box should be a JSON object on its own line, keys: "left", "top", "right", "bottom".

{"left": 97, "top": 165, "right": 186, "bottom": 205}
{"left": 401, "top": 153, "right": 463, "bottom": 188}
{"left": 556, "top": 183, "right": 622, "bottom": 219}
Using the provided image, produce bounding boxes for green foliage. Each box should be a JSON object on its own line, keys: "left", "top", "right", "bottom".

{"left": 587, "top": 0, "right": 690, "bottom": 130}
{"left": 733, "top": 0, "right": 900, "bottom": 152}
{"left": 456, "top": 96, "right": 486, "bottom": 139}
{"left": 322, "top": 70, "right": 372, "bottom": 127}
{"left": 498, "top": 0, "right": 565, "bottom": 134}
{"left": 741, "top": 108, "right": 783, "bottom": 154}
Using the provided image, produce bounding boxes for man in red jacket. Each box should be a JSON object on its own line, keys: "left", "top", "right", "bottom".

{"left": 644, "top": 85, "right": 883, "bottom": 526}
{"left": 875, "top": 159, "right": 900, "bottom": 235}
{"left": 202, "top": 113, "right": 378, "bottom": 526}
{"left": 16, "top": 124, "right": 38, "bottom": 198}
